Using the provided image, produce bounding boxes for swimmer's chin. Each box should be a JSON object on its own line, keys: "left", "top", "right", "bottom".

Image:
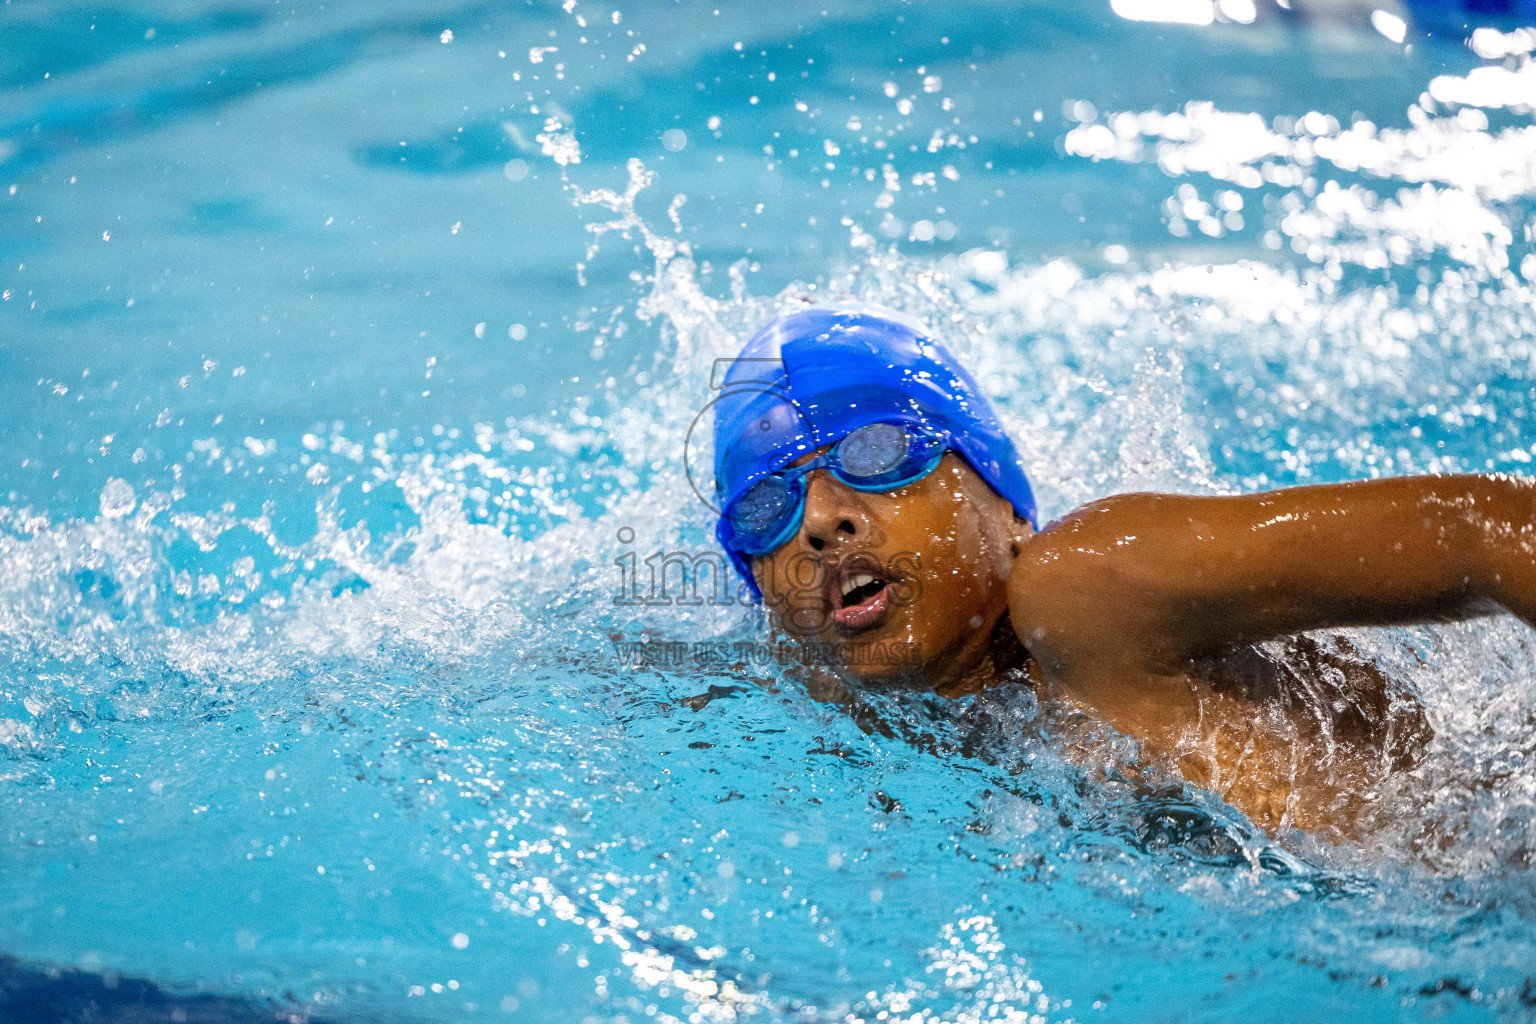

{"left": 770, "top": 572, "right": 931, "bottom": 681}
{"left": 778, "top": 618, "right": 927, "bottom": 685}
{"left": 836, "top": 655, "right": 930, "bottom": 688}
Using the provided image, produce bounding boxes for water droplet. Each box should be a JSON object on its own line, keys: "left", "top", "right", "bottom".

{"left": 99, "top": 478, "right": 135, "bottom": 519}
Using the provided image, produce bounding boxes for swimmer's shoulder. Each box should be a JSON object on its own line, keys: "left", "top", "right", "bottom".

{"left": 1008, "top": 491, "right": 1211, "bottom": 593}
{"left": 1006, "top": 492, "right": 1205, "bottom": 676}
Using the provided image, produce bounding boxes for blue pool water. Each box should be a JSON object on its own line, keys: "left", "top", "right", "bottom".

{"left": 5, "top": 0, "right": 1536, "bottom": 1020}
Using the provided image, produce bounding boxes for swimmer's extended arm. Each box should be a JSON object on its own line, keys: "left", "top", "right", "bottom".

{"left": 1009, "top": 474, "right": 1536, "bottom": 681}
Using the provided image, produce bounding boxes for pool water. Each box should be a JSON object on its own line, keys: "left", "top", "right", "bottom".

{"left": 4, "top": 0, "right": 1536, "bottom": 1020}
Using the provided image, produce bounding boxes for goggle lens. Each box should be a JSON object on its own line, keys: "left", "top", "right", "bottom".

{"left": 837, "top": 422, "right": 909, "bottom": 478}
{"left": 732, "top": 474, "right": 796, "bottom": 529}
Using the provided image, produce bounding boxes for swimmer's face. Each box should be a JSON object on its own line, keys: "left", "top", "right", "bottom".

{"left": 750, "top": 452, "right": 1029, "bottom": 689}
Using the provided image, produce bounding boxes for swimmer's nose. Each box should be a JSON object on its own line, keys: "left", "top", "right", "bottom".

{"left": 799, "top": 470, "right": 861, "bottom": 552}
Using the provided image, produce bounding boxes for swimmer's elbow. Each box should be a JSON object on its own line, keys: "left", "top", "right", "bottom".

{"left": 1461, "top": 474, "right": 1536, "bottom": 627}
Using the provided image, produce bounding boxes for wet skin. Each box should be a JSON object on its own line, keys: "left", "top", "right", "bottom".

{"left": 752, "top": 453, "right": 1027, "bottom": 691}
{"left": 751, "top": 457, "right": 1536, "bottom": 836}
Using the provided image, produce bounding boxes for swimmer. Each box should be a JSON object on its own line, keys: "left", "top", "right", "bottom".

{"left": 710, "top": 305, "right": 1536, "bottom": 837}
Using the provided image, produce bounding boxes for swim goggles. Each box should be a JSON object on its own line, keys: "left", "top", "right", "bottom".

{"left": 721, "top": 421, "right": 947, "bottom": 556}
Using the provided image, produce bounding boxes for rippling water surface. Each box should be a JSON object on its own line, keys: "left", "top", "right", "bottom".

{"left": 4, "top": 1, "right": 1536, "bottom": 1021}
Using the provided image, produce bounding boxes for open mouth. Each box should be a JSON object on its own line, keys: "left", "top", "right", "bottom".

{"left": 841, "top": 572, "right": 886, "bottom": 608}
{"left": 829, "top": 560, "right": 894, "bottom": 633}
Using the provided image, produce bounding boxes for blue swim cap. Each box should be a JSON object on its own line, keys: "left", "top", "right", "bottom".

{"left": 712, "top": 304, "right": 1036, "bottom": 600}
